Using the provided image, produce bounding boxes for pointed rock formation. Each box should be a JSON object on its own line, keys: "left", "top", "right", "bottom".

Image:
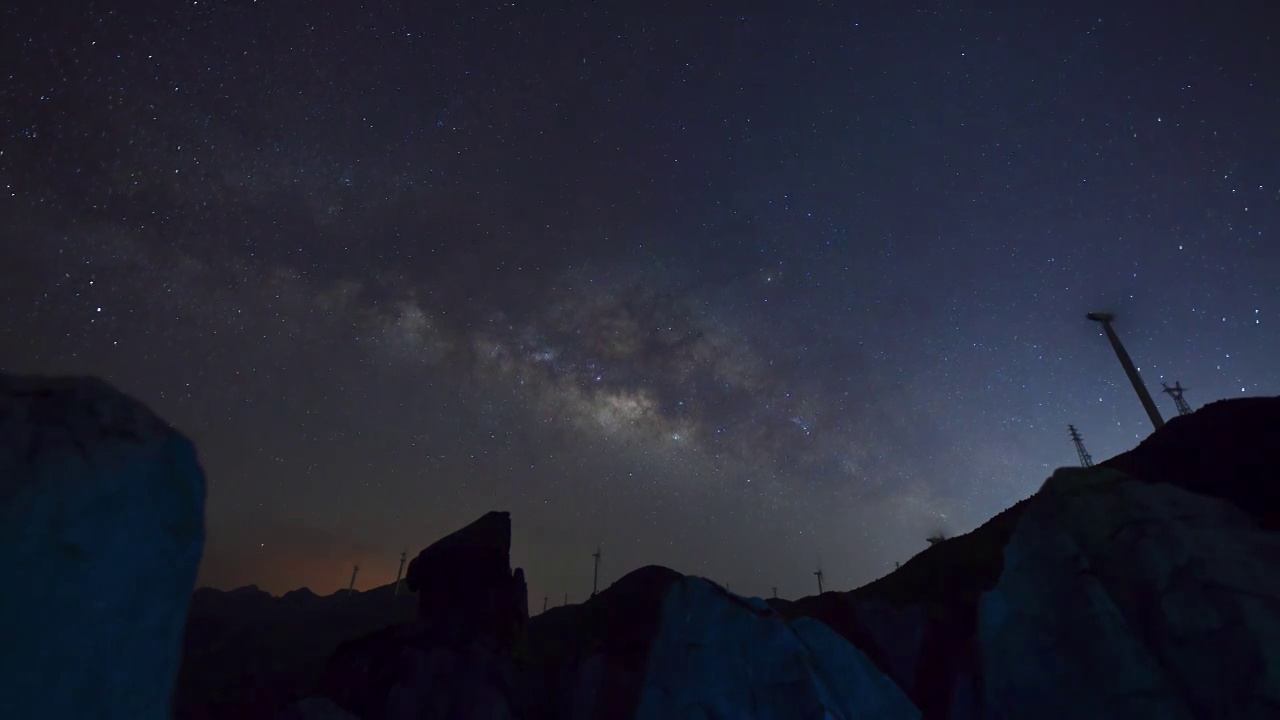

{"left": 406, "top": 510, "right": 528, "bottom": 645}
{"left": 0, "top": 373, "right": 206, "bottom": 720}
{"left": 313, "top": 511, "right": 530, "bottom": 720}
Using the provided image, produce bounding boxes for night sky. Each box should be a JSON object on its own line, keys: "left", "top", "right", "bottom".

{"left": 3, "top": 1, "right": 1278, "bottom": 605}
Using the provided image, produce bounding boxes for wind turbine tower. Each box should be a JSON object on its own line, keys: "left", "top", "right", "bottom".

{"left": 1087, "top": 311, "right": 1166, "bottom": 430}
{"left": 591, "top": 546, "right": 602, "bottom": 597}
{"left": 393, "top": 551, "right": 407, "bottom": 596}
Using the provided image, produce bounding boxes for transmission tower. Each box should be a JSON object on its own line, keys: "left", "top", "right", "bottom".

{"left": 1068, "top": 425, "right": 1094, "bottom": 468}
{"left": 1161, "top": 381, "right": 1193, "bottom": 416}
{"left": 591, "top": 547, "right": 602, "bottom": 597}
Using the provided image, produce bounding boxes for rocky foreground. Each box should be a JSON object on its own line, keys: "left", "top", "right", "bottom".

{"left": 3, "top": 372, "right": 1280, "bottom": 719}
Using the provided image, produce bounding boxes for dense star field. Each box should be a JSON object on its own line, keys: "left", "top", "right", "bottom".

{"left": 2, "top": 1, "right": 1277, "bottom": 604}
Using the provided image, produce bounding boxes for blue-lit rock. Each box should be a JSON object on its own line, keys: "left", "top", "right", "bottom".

{"left": 0, "top": 374, "right": 206, "bottom": 720}
{"left": 636, "top": 577, "right": 920, "bottom": 720}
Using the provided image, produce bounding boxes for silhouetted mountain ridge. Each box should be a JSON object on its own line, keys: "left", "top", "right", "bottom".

{"left": 175, "top": 396, "right": 1280, "bottom": 720}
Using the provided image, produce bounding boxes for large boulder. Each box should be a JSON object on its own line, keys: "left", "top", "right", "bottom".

{"left": 313, "top": 512, "right": 532, "bottom": 720}
{"left": 782, "top": 504, "right": 1025, "bottom": 720}
{"left": 405, "top": 510, "right": 528, "bottom": 646}
{"left": 530, "top": 566, "right": 919, "bottom": 719}
{"left": 527, "top": 565, "right": 686, "bottom": 719}
{"left": 979, "top": 466, "right": 1280, "bottom": 719}
{"left": 635, "top": 577, "right": 921, "bottom": 720}
{"left": 0, "top": 374, "right": 206, "bottom": 719}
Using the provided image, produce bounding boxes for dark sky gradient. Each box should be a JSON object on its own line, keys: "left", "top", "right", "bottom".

{"left": 3, "top": 1, "right": 1278, "bottom": 604}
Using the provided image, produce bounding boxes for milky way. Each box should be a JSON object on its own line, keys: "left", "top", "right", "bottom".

{"left": 2, "top": 1, "right": 1277, "bottom": 603}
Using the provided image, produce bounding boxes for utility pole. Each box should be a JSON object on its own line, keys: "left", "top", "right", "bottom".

{"left": 1068, "top": 425, "right": 1094, "bottom": 468}
{"left": 563, "top": 592, "right": 568, "bottom": 606}
{"left": 1161, "top": 381, "right": 1193, "bottom": 416}
{"left": 542, "top": 596, "right": 548, "bottom": 613}
{"left": 814, "top": 568, "right": 824, "bottom": 595}
{"left": 347, "top": 564, "right": 360, "bottom": 596}
{"left": 895, "top": 562, "right": 901, "bottom": 569}
{"left": 1087, "top": 311, "right": 1165, "bottom": 430}
{"left": 393, "top": 551, "right": 407, "bottom": 596}
{"left": 591, "top": 546, "right": 601, "bottom": 597}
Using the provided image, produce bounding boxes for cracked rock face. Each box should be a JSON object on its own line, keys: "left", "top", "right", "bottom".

{"left": 979, "top": 466, "right": 1280, "bottom": 720}
{"left": 635, "top": 577, "right": 921, "bottom": 720}
{"left": 0, "top": 374, "right": 206, "bottom": 720}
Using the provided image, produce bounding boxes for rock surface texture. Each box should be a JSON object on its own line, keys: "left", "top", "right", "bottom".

{"left": 979, "top": 466, "right": 1280, "bottom": 720}
{"left": 0, "top": 373, "right": 206, "bottom": 720}
{"left": 636, "top": 577, "right": 920, "bottom": 720}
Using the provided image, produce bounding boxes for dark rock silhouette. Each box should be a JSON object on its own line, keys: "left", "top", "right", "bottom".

{"left": 405, "top": 510, "right": 529, "bottom": 647}
{"left": 314, "top": 616, "right": 527, "bottom": 720}
{"left": 780, "top": 395, "right": 1280, "bottom": 720}
{"left": 173, "top": 394, "right": 1280, "bottom": 720}
{"left": 175, "top": 581, "right": 416, "bottom": 719}
{"left": 525, "top": 564, "right": 688, "bottom": 718}
{"left": 275, "top": 697, "right": 360, "bottom": 720}
{"left": 0, "top": 373, "right": 206, "bottom": 720}
{"left": 310, "top": 511, "right": 531, "bottom": 720}
{"left": 298, "top": 560, "right": 916, "bottom": 719}
{"left": 1098, "top": 396, "right": 1280, "bottom": 530}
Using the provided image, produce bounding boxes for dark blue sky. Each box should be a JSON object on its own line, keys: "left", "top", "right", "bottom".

{"left": 3, "top": 0, "right": 1277, "bottom": 602}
